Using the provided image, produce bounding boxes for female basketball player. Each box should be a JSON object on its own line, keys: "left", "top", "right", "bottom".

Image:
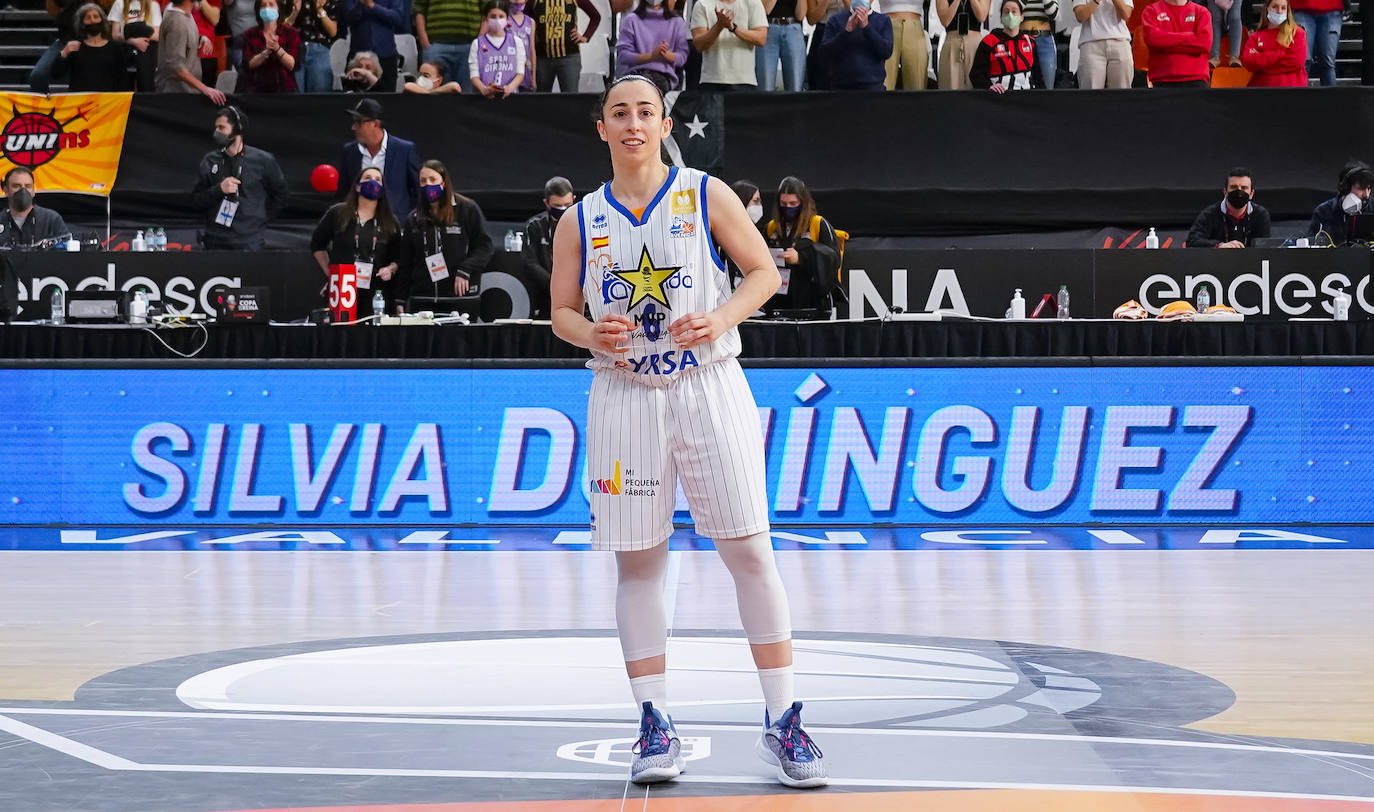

{"left": 549, "top": 75, "right": 827, "bottom": 789}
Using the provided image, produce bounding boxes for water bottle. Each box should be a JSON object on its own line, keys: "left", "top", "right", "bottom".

{"left": 1334, "top": 286, "right": 1351, "bottom": 321}
{"left": 1056, "top": 285, "right": 1070, "bottom": 320}
{"left": 130, "top": 289, "right": 149, "bottom": 325}
{"left": 513, "top": 229, "right": 523, "bottom": 251}
{"left": 1145, "top": 227, "right": 1160, "bottom": 249}
{"left": 503, "top": 229, "right": 516, "bottom": 252}
{"left": 131, "top": 229, "right": 146, "bottom": 252}
{"left": 372, "top": 290, "right": 386, "bottom": 323}
{"left": 1196, "top": 285, "right": 1211, "bottom": 312}
{"left": 154, "top": 228, "right": 167, "bottom": 251}
{"left": 50, "top": 287, "right": 65, "bottom": 325}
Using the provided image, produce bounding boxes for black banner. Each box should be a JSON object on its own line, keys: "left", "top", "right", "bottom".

{"left": 2, "top": 250, "right": 537, "bottom": 322}
{"left": 40, "top": 89, "right": 1374, "bottom": 238}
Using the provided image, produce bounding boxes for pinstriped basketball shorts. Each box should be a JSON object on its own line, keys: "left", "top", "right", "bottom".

{"left": 586, "top": 358, "right": 770, "bottom": 551}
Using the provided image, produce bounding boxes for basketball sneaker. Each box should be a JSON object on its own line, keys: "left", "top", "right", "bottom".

{"left": 756, "top": 701, "right": 828, "bottom": 788}
{"left": 630, "top": 701, "right": 684, "bottom": 784}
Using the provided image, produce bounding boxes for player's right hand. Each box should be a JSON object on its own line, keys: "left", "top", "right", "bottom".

{"left": 591, "top": 314, "right": 634, "bottom": 353}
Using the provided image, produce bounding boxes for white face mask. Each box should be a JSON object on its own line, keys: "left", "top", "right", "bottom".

{"left": 416, "top": 75, "right": 435, "bottom": 89}
{"left": 746, "top": 204, "right": 763, "bottom": 223}
{"left": 1267, "top": 10, "right": 1286, "bottom": 25}
{"left": 1342, "top": 192, "right": 1364, "bottom": 215}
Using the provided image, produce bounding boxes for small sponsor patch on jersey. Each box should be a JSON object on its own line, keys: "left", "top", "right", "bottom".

{"left": 668, "top": 215, "right": 696, "bottom": 238}
{"left": 670, "top": 189, "right": 697, "bottom": 214}
{"left": 592, "top": 214, "right": 608, "bottom": 228}
{"left": 592, "top": 235, "right": 610, "bottom": 249}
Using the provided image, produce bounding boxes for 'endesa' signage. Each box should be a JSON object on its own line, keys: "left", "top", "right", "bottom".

{"left": 843, "top": 248, "right": 1372, "bottom": 320}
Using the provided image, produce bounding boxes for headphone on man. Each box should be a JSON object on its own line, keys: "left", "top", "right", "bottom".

{"left": 1337, "top": 161, "right": 1370, "bottom": 196}
{"left": 219, "top": 104, "right": 248, "bottom": 138}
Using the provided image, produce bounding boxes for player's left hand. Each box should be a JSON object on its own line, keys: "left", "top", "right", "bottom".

{"left": 669, "top": 311, "right": 725, "bottom": 349}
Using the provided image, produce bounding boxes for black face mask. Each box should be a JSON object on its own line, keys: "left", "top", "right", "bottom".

{"left": 83, "top": 22, "right": 104, "bottom": 36}
{"left": 781, "top": 204, "right": 801, "bottom": 220}
{"left": 1226, "top": 189, "right": 1250, "bottom": 209}
{"left": 212, "top": 130, "right": 232, "bottom": 149}
{"left": 548, "top": 205, "right": 569, "bottom": 223}
{"left": 9, "top": 188, "right": 33, "bottom": 212}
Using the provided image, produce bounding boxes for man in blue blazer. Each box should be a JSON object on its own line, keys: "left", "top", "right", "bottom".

{"left": 339, "top": 98, "right": 422, "bottom": 219}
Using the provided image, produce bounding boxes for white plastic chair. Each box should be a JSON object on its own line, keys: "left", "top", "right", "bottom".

{"left": 330, "top": 37, "right": 351, "bottom": 90}
{"left": 395, "top": 34, "right": 418, "bottom": 88}
{"left": 215, "top": 68, "right": 237, "bottom": 94}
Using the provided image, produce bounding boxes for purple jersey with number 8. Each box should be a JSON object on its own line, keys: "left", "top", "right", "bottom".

{"left": 473, "top": 32, "right": 527, "bottom": 88}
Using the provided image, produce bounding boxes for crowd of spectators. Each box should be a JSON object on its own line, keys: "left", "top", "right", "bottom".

{"left": 28, "top": 0, "right": 1371, "bottom": 93}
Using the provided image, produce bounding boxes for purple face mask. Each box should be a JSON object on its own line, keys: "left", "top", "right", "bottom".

{"left": 358, "top": 179, "right": 384, "bottom": 200}
{"left": 423, "top": 183, "right": 445, "bottom": 203}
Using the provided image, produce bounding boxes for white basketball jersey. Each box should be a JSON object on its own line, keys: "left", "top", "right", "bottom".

{"left": 578, "top": 166, "right": 740, "bottom": 386}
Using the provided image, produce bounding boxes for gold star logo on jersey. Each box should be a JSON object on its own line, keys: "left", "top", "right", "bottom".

{"left": 611, "top": 246, "right": 682, "bottom": 309}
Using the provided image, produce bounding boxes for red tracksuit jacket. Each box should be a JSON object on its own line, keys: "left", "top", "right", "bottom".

{"left": 1241, "top": 26, "right": 1309, "bottom": 86}
{"left": 1141, "top": 0, "right": 1212, "bottom": 83}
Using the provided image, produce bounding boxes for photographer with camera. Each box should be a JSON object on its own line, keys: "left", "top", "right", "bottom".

{"left": 190, "top": 106, "right": 288, "bottom": 250}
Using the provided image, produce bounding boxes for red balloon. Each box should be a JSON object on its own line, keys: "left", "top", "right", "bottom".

{"left": 310, "top": 164, "right": 340, "bottom": 194}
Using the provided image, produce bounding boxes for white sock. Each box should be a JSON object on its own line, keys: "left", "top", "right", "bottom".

{"left": 630, "top": 673, "right": 668, "bottom": 715}
{"left": 757, "top": 665, "right": 794, "bottom": 724}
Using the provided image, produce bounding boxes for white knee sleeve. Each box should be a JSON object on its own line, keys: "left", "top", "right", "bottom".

{"left": 615, "top": 544, "right": 670, "bottom": 662}
{"left": 715, "top": 531, "right": 792, "bottom": 645}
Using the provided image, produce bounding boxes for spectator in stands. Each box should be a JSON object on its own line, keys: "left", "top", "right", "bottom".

{"left": 342, "top": 50, "right": 385, "bottom": 88}
{"left": 399, "top": 159, "right": 495, "bottom": 301}
{"left": 1141, "top": 0, "right": 1211, "bottom": 87}
{"left": 237, "top": 0, "right": 301, "bottom": 92}
{"left": 821, "top": 0, "right": 893, "bottom": 91}
{"left": 1308, "top": 161, "right": 1374, "bottom": 246}
{"left": 1187, "top": 167, "right": 1271, "bottom": 247}
{"left": 804, "top": 0, "right": 847, "bottom": 88}
{"left": 935, "top": 0, "right": 988, "bottom": 89}
{"left": 1241, "top": 0, "right": 1307, "bottom": 85}
{"left": 341, "top": 98, "right": 423, "bottom": 219}
{"left": 62, "top": 4, "right": 138, "bottom": 92}
{"left": 1207, "top": 0, "right": 1242, "bottom": 67}
{"left": 756, "top": 0, "right": 807, "bottom": 91}
{"left": 1073, "top": 0, "right": 1132, "bottom": 88}
{"left": 156, "top": 0, "right": 228, "bottom": 103}
{"left": 404, "top": 58, "right": 466, "bottom": 89}
{"left": 881, "top": 0, "right": 927, "bottom": 90}
{"left": 189, "top": 0, "right": 223, "bottom": 89}
{"left": 521, "top": 176, "right": 575, "bottom": 317}
{"left": 763, "top": 176, "right": 842, "bottom": 312}
{"left": 287, "top": 0, "right": 341, "bottom": 92}
{"left": 191, "top": 106, "right": 289, "bottom": 250}
{"left": 971, "top": 0, "right": 1040, "bottom": 90}
{"left": 1019, "top": 0, "right": 1057, "bottom": 88}
{"left": 0, "top": 168, "right": 70, "bottom": 250}
{"left": 29, "top": 0, "right": 79, "bottom": 94}
{"left": 528, "top": 0, "right": 601, "bottom": 91}
{"left": 222, "top": 0, "right": 262, "bottom": 71}
{"left": 507, "top": 0, "right": 536, "bottom": 90}
{"left": 616, "top": 0, "right": 690, "bottom": 92}
{"left": 692, "top": 0, "right": 767, "bottom": 89}
{"left": 341, "top": 0, "right": 406, "bottom": 90}
{"left": 1290, "top": 0, "right": 1339, "bottom": 86}
{"left": 415, "top": 0, "right": 484, "bottom": 89}
{"left": 470, "top": 0, "right": 528, "bottom": 95}
{"left": 312, "top": 166, "right": 403, "bottom": 316}
{"left": 109, "top": 0, "right": 160, "bottom": 90}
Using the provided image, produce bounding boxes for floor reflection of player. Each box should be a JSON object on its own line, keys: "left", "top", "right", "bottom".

{"left": 548, "top": 75, "right": 828, "bottom": 789}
